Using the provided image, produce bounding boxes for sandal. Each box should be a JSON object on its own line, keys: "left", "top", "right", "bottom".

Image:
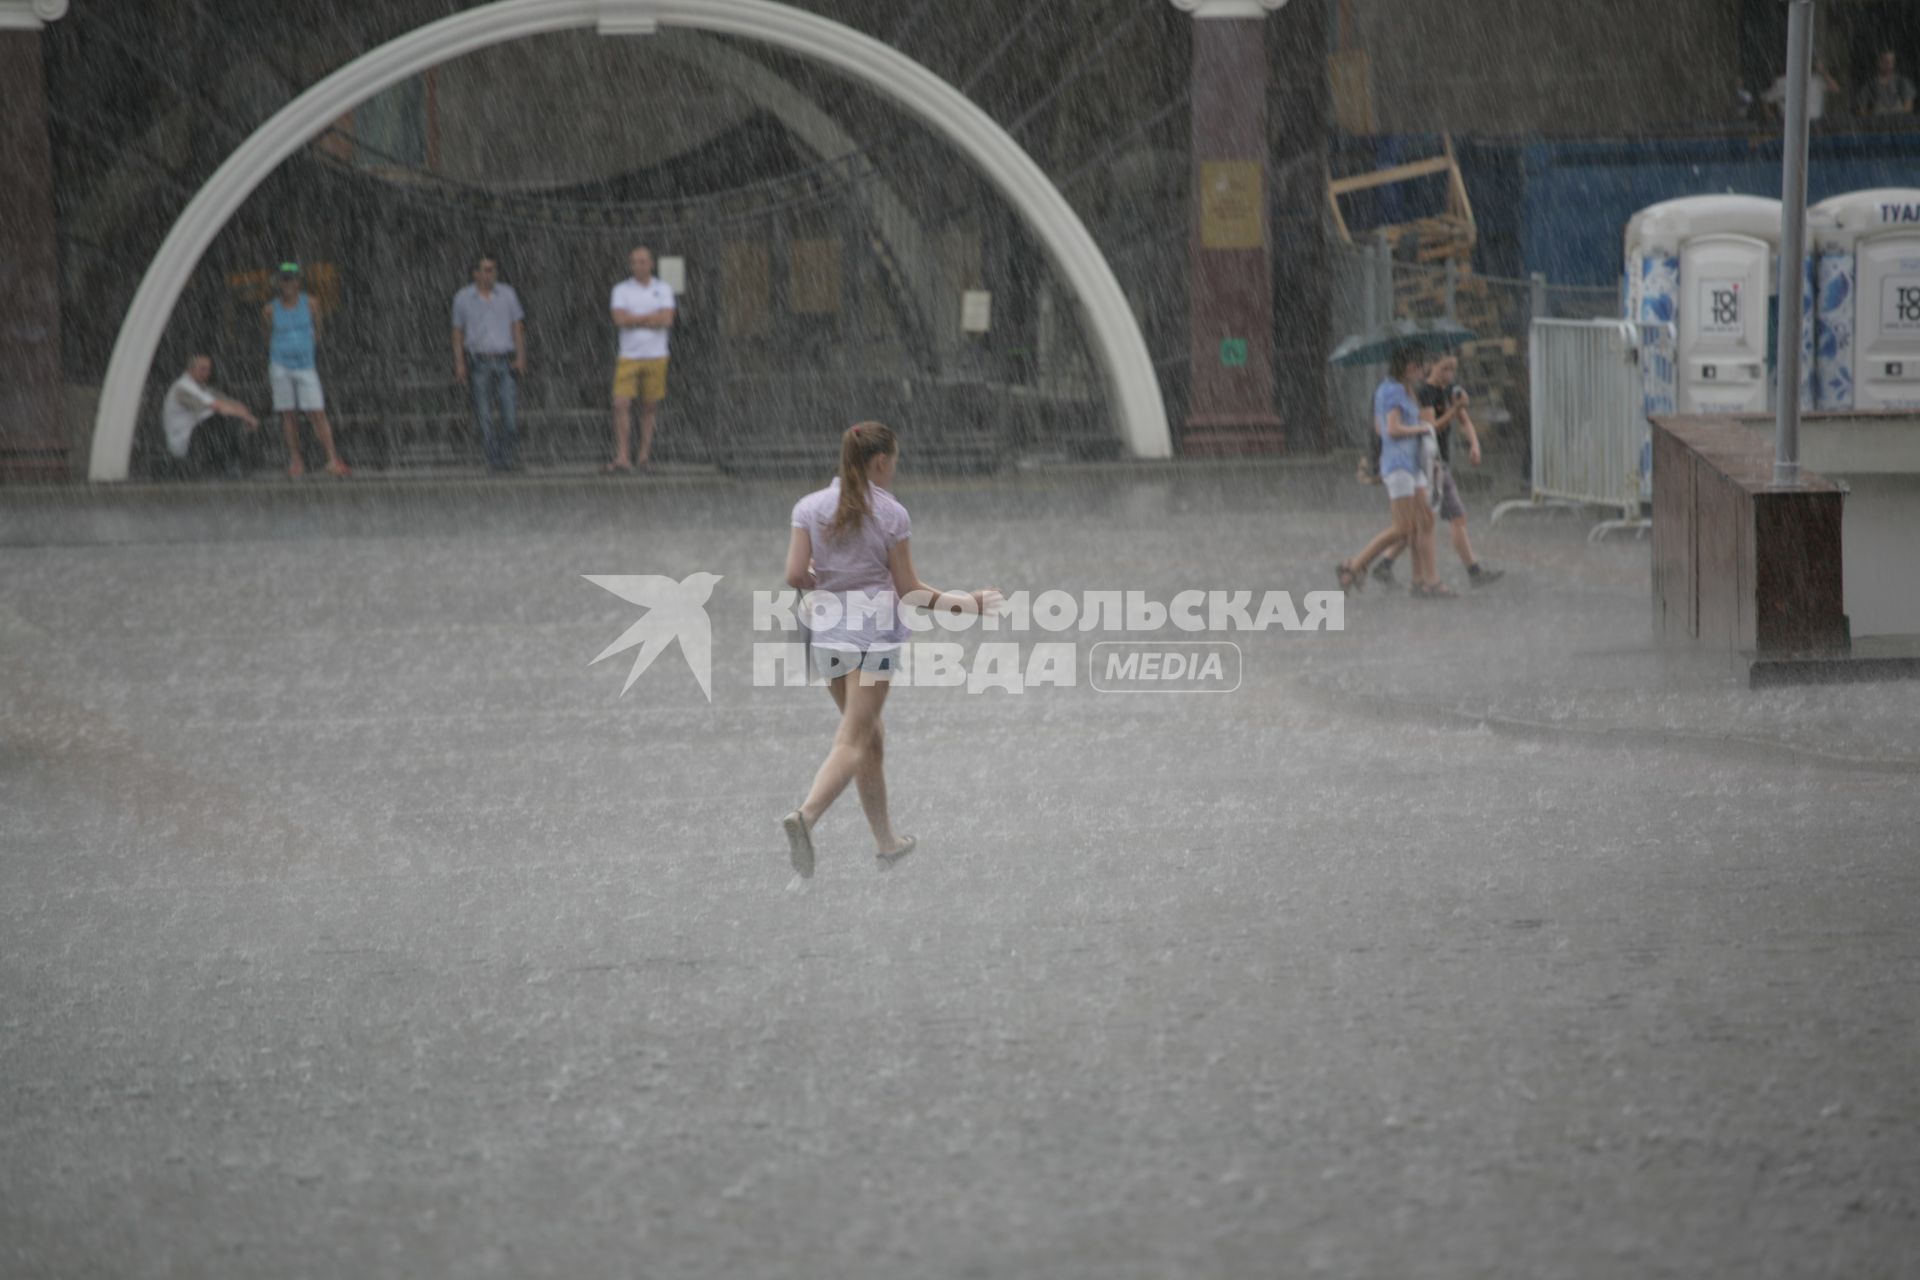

{"left": 1335, "top": 561, "right": 1363, "bottom": 592}
{"left": 876, "top": 835, "right": 917, "bottom": 872}
{"left": 323, "top": 461, "right": 352, "bottom": 478}
{"left": 602, "top": 461, "right": 634, "bottom": 476}
{"left": 781, "top": 810, "right": 815, "bottom": 879}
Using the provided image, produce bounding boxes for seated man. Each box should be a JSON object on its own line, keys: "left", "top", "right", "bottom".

{"left": 160, "top": 354, "right": 260, "bottom": 479}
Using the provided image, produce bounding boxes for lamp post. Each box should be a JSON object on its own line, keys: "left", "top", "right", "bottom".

{"left": 1774, "top": 0, "right": 1815, "bottom": 487}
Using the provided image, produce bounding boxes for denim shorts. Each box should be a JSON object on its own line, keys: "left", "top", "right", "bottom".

{"left": 1382, "top": 468, "right": 1428, "bottom": 502}
{"left": 811, "top": 645, "right": 900, "bottom": 682}
{"left": 269, "top": 364, "right": 325, "bottom": 412}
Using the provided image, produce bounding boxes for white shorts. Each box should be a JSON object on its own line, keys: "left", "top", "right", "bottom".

{"left": 812, "top": 646, "right": 900, "bottom": 682}
{"left": 1382, "top": 468, "right": 1429, "bottom": 502}
{"left": 269, "top": 364, "right": 325, "bottom": 412}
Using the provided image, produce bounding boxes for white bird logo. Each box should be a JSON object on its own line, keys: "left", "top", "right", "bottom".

{"left": 585, "top": 572, "right": 723, "bottom": 700}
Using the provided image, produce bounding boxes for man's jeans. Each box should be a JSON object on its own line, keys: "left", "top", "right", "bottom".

{"left": 469, "top": 354, "right": 518, "bottom": 469}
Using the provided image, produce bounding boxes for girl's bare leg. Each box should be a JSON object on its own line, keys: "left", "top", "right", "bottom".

{"left": 1350, "top": 524, "right": 1406, "bottom": 574}
{"left": 1396, "top": 496, "right": 1421, "bottom": 529}
{"left": 799, "top": 675, "right": 892, "bottom": 833}
{"left": 1387, "top": 496, "right": 1421, "bottom": 580}
{"left": 1411, "top": 501, "right": 1439, "bottom": 586}
{"left": 828, "top": 676, "right": 900, "bottom": 851}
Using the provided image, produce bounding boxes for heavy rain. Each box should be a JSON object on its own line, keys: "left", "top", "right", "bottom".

{"left": 3, "top": 1, "right": 1918, "bottom": 1275}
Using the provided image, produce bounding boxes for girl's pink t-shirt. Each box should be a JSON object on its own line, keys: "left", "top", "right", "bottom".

{"left": 790, "top": 477, "right": 912, "bottom": 650}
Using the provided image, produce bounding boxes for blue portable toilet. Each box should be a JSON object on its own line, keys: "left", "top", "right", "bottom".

{"left": 1809, "top": 189, "right": 1920, "bottom": 411}
{"left": 1624, "top": 195, "right": 1811, "bottom": 414}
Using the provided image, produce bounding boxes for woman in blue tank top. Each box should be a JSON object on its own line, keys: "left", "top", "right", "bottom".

{"left": 260, "top": 262, "right": 350, "bottom": 478}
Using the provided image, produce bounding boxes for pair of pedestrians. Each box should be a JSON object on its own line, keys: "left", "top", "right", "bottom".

{"left": 1339, "top": 348, "right": 1502, "bottom": 597}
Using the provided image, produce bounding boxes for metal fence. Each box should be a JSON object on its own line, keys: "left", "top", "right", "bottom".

{"left": 1489, "top": 318, "right": 1675, "bottom": 541}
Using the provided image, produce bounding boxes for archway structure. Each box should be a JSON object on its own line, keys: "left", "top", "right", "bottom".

{"left": 89, "top": 0, "right": 1172, "bottom": 479}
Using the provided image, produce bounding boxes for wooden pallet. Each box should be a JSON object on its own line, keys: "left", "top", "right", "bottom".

{"left": 1327, "top": 133, "right": 1477, "bottom": 257}
{"left": 1459, "top": 337, "right": 1519, "bottom": 358}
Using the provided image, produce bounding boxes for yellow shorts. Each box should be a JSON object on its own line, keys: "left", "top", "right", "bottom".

{"left": 612, "top": 357, "right": 669, "bottom": 404}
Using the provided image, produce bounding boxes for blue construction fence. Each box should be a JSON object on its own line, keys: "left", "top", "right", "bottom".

{"left": 1338, "top": 127, "right": 1920, "bottom": 290}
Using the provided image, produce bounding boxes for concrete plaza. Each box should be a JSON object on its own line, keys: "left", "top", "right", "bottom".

{"left": 3, "top": 464, "right": 1916, "bottom": 1277}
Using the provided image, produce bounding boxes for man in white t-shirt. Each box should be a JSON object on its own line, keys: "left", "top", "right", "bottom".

{"left": 605, "top": 245, "right": 676, "bottom": 475}
{"left": 1763, "top": 58, "right": 1841, "bottom": 121}
{"left": 160, "top": 354, "right": 260, "bottom": 478}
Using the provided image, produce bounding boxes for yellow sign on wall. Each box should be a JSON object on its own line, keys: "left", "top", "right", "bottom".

{"left": 723, "top": 242, "right": 771, "bottom": 338}
{"left": 790, "top": 239, "right": 842, "bottom": 315}
{"left": 1201, "top": 161, "right": 1263, "bottom": 250}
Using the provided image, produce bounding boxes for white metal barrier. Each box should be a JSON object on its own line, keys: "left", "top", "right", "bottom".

{"left": 1491, "top": 319, "right": 1676, "bottom": 542}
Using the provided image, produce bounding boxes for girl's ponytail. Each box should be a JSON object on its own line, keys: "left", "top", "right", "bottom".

{"left": 828, "top": 421, "right": 897, "bottom": 539}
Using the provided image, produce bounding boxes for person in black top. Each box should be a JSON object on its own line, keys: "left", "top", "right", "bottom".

{"left": 1372, "top": 354, "right": 1503, "bottom": 586}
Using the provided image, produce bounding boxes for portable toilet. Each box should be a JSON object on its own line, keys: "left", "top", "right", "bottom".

{"left": 1809, "top": 189, "right": 1920, "bottom": 411}
{"left": 1624, "top": 195, "right": 1808, "bottom": 415}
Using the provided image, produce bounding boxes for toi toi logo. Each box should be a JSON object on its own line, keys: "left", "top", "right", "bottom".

{"left": 1895, "top": 286, "right": 1920, "bottom": 326}
{"left": 1710, "top": 286, "right": 1741, "bottom": 329}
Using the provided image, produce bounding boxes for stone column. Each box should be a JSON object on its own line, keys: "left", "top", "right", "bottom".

{"left": 0, "top": 1, "right": 69, "bottom": 482}
{"left": 1268, "top": 0, "right": 1330, "bottom": 453}
{"left": 1174, "top": 0, "right": 1287, "bottom": 456}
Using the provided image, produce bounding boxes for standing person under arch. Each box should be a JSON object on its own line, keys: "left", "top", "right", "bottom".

{"left": 605, "top": 246, "right": 675, "bottom": 476}
{"left": 261, "top": 262, "right": 349, "bottom": 479}
{"left": 452, "top": 254, "right": 528, "bottom": 473}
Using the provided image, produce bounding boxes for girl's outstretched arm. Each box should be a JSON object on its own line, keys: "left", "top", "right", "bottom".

{"left": 889, "top": 539, "right": 999, "bottom": 615}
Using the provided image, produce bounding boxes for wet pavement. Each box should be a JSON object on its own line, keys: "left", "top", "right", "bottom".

{"left": 3, "top": 463, "right": 1916, "bottom": 1277}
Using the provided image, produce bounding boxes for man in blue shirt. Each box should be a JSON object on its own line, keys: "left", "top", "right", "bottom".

{"left": 260, "top": 262, "right": 349, "bottom": 478}
{"left": 451, "top": 254, "right": 528, "bottom": 472}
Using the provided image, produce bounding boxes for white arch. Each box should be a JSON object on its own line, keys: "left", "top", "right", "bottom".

{"left": 89, "top": 0, "right": 1171, "bottom": 479}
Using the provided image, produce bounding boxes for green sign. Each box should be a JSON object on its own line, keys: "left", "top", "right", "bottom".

{"left": 1219, "top": 338, "right": 1248, "bottom": 367}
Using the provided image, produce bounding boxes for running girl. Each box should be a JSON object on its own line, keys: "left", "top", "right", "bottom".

{"left": 779, "top": 422, "right": 999, "bottom": 880}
